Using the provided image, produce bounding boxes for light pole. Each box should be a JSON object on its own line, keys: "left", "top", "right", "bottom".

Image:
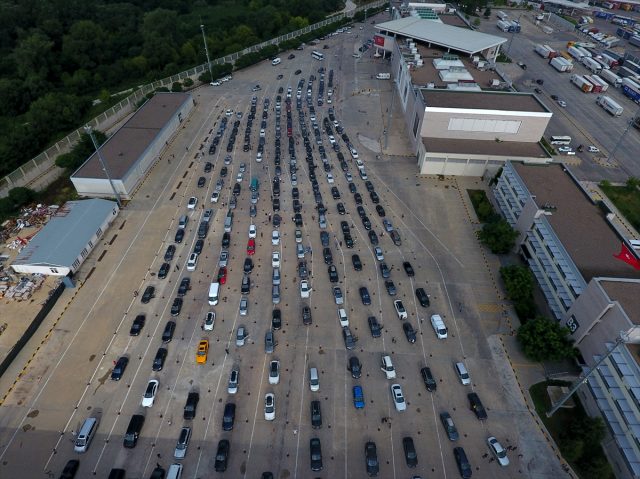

{"left": 200, "top": 24, "right": 214, "bottom": 85}
{"left": 609, "top": 104, "right": 640, "bottom": 166}
{"left": 384, "top": 79, "right": 397, "bottom": 150}
{"left": 84, "top": 125, "right": 122, "bottom": 208}
{"left": 505, "top": 13, "right": 523, "bottom": 59}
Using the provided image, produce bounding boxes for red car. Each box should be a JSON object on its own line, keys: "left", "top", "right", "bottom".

{"left": 217, "top": 267, "right": 227, "bottom": 285}
{"left": 247, "top": 239, "right": 256, "bottom": 255}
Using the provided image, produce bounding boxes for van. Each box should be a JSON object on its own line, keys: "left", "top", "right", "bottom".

{"left": 178, "top": 215, "right": 188, "bottom": 229}
{"left": 309, "top": 367, "right": 320, "bottom": 392}
{"left": 123, "top": 414, "right": 145, "bottom": 448}
{"left": 455, "top": 362, "right": 471, "bottom": 385}
{"left": 208, "top": 282, "right": 220, "bottom": 306}
{"left": 166, "top": 463, "right": 183, "bottom": 479}
{"left": 380, "top": 355, "right": 396, "bottom": 379}
{"left": 74, "top": 417, "right": 98, "bottom": 453}
{"left": 430, "top": 314, "right": 448, "bottom": 339}
{"left": 271, "top": 58, "right": 281, "bottom": 66}
{"left": 376, "top": 73, "right": 391, "bottom": 80}
{"left": 224, "top": 212, "right": 234, "bottom": 233}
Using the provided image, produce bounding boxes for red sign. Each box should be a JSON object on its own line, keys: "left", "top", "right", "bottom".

{"left": 614, "top": 243, "right": 640, "bottom": 270}
{"left": 374, "top": 35, "right": 385, "bottom": 47}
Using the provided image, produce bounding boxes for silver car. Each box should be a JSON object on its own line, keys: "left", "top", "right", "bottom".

{"left": 272, "top": 267, "right": 281, "bottom": 286}
{"left": 236, "top": 326, "right": 247, "bottom": 346}
{"left": 219, "top": 251, "right": 229, "bottom": 267}
{"left": 333, "top": 286, "right": 344, "bottom": 305}
{"left": 173, "top": 427, "right": 191, "bottom": 459}
{"left": 265, "top": 330, "right": 275, "bottom": 353}
{"left": 239, "top": 297, "right": 248, "bottom": 316}
{"left": 228, "top": 369, "right": 239, "bottom": 394}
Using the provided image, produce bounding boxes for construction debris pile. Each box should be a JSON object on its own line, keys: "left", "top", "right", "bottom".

{"left": 0, "top": 274, "right": 46, "bottom": 301}
{"left": 0, "top": 203, "right": 56, "bottom": 246}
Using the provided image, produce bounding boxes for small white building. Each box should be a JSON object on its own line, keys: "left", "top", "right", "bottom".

{"left": 11, "top": 199, "right": 119, "bottom": 276}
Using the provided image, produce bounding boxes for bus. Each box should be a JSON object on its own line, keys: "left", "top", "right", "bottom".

{"left": 311, "top": 51, "right": 324, "bottom": 61}
{"left": 550, "top": 135, "right": 572, "bottom": 145}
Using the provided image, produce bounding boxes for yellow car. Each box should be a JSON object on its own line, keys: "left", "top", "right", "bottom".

{"left": 196, "top": 340, "right": 209, "bottom": 364}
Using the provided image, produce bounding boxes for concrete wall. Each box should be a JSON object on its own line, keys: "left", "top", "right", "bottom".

{"left": 420, "top": 153, "right": 515, "bottom": 176}
{"left": 420, "top": 109, "right": 550, "bottom": 142}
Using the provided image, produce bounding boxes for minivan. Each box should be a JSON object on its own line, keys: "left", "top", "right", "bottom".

{"left": 455, "top": 362, "right": 471, "bottom": 385}
{"left": 380, "top": 355, "right": 396, "bottom": 379}
{"left": 178, "top": 215, "right": 188, "bottom": 229}
{"left": 123, "top": 414, "right": 145, "bottom": 448}
{"left": 309, "top": 367, "right": 320, "bottom": 392}
{"left": 430, "top": 314, "right": 448, "bottom": 339}
{"left": 74, "top": 417, "right": 98, "bottom": 453}
{"left": 208, "top": 282, "right": 219, "bottom": 306}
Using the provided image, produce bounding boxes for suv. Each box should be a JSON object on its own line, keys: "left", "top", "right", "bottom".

{"left": 430, "top": 314, "right": 448, "bottom": 339}
{"left": 364, "top": 442, "right": 379, "bottom": 476}
{"left": 421, "top": 367, "right": 437, "bottom": 392}
{"left": 416, "top": 287, "right": 430, "bottom": 307}
{"left": 454, "top": 447, "right": 472, "bottom": 479}
{"left": 440, "top": 412, "right": 459, "bottom": 441}
{"left": 402, "top": 436, "right": 418, "bottom": 468}
{"left": 468, "top": 392, "right": 488, "bottom": 420}
{"left": 183, "top": 392, "right": 199, "bottom": 420}
{"left": 368, "top": 316, "right": 382, "bottom": 338}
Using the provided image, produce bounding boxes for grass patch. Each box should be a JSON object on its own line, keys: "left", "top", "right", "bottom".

{"left": 540, "top": 137, "right": 557, "bottom": 155}
{"left": 496, "top": 52, "right": 512, "bottom": 63}
{"left": 600, "top": 182, "right": 640, "bottom": 232}
{"left": 467, "top": 189, "right": 497, "bottom": 222}
{"left": 530, "top": 381, "right": 614, "bottom": 479}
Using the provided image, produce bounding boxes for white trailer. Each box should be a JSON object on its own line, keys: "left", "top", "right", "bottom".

{"left": 576, "top": 46, "right": 592, "bottom": 58}
{"left": 550, "top": 56, "right": 572, "bottom": 72}
{"left": 582, "top": 57, "right": 602, "bottom": 74}
{"left": 568, "top": 46, "right": 585, "bottom": 60}
{"left": 571, "top": 74, "right": 594, "bottom": 92}
{"left": 496, "top": 20, "right": 511, "bottom": 32}
{"left": 497, "top": 11, "right": 509, "bottom": 21}
{"left": 591, "top": 75, "right": 609, "bottom": 92}
{"left": 535, "top": 44, "right": 555, "bottom": 58}
{"left": 596, "top": 95, "right": 624, "bottom": 116}
{"left": 599, "top": 69, "right": 622, "bottom": 86}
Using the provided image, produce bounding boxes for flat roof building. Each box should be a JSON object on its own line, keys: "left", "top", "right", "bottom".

{"left": 71, "top": 92, "right": 194, "bottom": 200}
{"left": 11, "top": 199, "right": 119, "bottom": 277}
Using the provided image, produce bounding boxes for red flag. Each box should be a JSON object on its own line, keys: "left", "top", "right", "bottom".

{"left": 614, "top": 243, "right": 640, "bottom": 270}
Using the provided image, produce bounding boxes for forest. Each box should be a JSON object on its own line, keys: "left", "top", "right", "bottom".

{"left": 0, "top": 0, "right": 345, "bottom": 177}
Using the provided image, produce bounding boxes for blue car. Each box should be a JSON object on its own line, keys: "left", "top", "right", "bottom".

{"left": 353, "top": 385, "right": 365, "bottom": 409}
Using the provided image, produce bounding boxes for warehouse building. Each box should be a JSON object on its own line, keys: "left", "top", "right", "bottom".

{"left": 71, "top": 92, "right": 194, "bottom": 200}
{"left": 494, "top": 161, "right": 640, "bottom": 478}
{"left": 11, "top": 199, "right": 119, "bottom": 277}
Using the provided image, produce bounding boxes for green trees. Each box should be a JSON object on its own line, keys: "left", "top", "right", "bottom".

{"left": 55, "top": 131, "right": 107, "bottom": 171}
{"left": 479, "top": 218, "right": 519, "bottom": 254}
{"left": 517, "top": 316, "right": 576, "bottom": 361}
{"left": 500, "top": 265, "right": 536, "bottom": 320}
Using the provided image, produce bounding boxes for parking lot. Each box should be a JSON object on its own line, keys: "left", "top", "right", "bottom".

{"left": 0, "top": 13, "right": 565, "bottom": 479}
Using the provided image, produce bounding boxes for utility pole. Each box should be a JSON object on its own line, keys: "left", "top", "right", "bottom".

{"left": 384, "top": 79, "right": 397, "bottom": 150}
{"left": 84, "top": 125, "right": 122, "bottom": 208}
{"left": 200, "top": 24, "right": 214, "bottom": 85}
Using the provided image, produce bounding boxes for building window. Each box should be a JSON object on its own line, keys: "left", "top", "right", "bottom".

{"left": 96, "top": 227, "right": 103, "bottom": 238}
{"left": 72, "top": 260, "right": 80, "bottom": 269}
{"left": 88, "top": 240, "right": 93, "bottom": 249}
{"left": 448, "top": 118, "right": 522, "bottom": 134}
{"left": 412, "top": 113, "right": 420, "bottom": 137}
{"left": 50, "top": 268, "right": 59, "bottom": 274}
{"left": 80, "top": 248, "right": 88, "bottom": 259}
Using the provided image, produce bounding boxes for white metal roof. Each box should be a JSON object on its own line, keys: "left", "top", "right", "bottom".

{"left": 375, "top": 17, "right": 507, "bottom": 55}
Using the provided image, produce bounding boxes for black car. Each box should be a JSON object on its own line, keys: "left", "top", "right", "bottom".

{"left": 376, "top": 204, "right": 386, "bottom": 217}
{"left": 222, "top": 402, "right": 236, "bottom": 431}
{"left": 150, "top": 466, "right": 165, "bottom": 479}
{"left": 368, "top": 230, "right": 378, "bottom": 245}
{"left": 328, "top": 264, "right": 339, "bottom": 282}
{"left": 362, "top": 216, "right": 371, "bottom": 230}
{"left": 348, "top": 356, "right": 362, "bottom": 378}
{"left": 390, "top": 230, "right": 401, "bottom": 246}
{"left": 158, "top": 262, "right": 170, "bottom": 279}
{"left": 214, "top": 439, "right": 230, "bottom": 472}
{"left": 301, "top": 304, "right": 313, "bottom": 325}
{"left": 162, "top": 321, "right": 176, "bottom": 343}
{"left": 184, "top": 392, "right": 200, "bottom": 420}
{"left": 152, "top": 347, "right": 168, "bottom": 371}
{"left": 310, "top": 437, "right": 323, "bottom": 471}
{"left": 454, "top": 447, "right": 472, "bottom": 479}
{"left": 295, "top": 69, "right": 302, "bottom": 75}
{"left": 174, "top": 228, "right": 184, "bottom": 243}
{"left": 403, "top": 322, "right": 417, "bottom": 343}
{"left": 323, "top": 247, "right": 333, "bottom": 264}
{"left": 368, "top": 316, "right": 382, "bottom": 338}
{"left": 294, "top": 213, "right": 303, "bottom": 227}
{"left": 379, "top": 262, "right": 390, "bottom": 278}
{"left": 220, "top": 166, "right": 228, "bottom": 177}
{"left": 403, "top": 261, "right": 415, "bottom": 276}
{"left": 111, "top": 356, "right": 129, "bottom": 380}
{"left": 171, "top": 297, "right": 183, "bottom": 316}
{"left": 59, "top": 459, "right": 80, "bottom": 479}
{"left": 354, "top": 192, "right": 363, "bottom": 205}
{"left": 365, "top": 441, "right": 379, "bottom": 476}
{"left": 178, "top": 277, "right": 191, "bottom": 296}
{"left": 344, "top": 234, "right": 354, "bottom": 248}
{"left": 385, "top": 280, "right": 396, "bottom": 296}
{"left": 370, "top": 191, "right": 380, "bottom": 204}
{"left": 320, "top": 231, "right": 329, "bottom": 247}
{"left": 468, "top": 392, "right": 488, "bottom": 420}
{"left": 272, "top": 198, "right": 280, "bottom": 211}
{"left": 194, "top": 239, "right": 204, "bottom": 255}
{"left": 244, "top": 257, "right": 254, "bottom": 273}
{"left": 352, "top": 254, "right": 363, "bottom": 271}
{"left": 356, "top": 205, "right": 366, "bottom": 218}
{"left": 311, "top": 400, "right": 322, "bottom": 428}
{"left": 197, "top": 176, "right": 206, "bottom": 188}
{"left": 292, "top": 187, "right": 300, "bottom": 199}
{"left": 130, "top": 314, "right": 145, "bottom": 336}
{"left": 233, "top": 183, "right": 241, "bottom": 196}
{"left": 204, "top": 162, "right": 213, "bottom": 172}
{"left": 348, "top": 182, "right": 357, "bottom": 193}
{"left": 273, "top": 214, "right": 282, "bottom": 227}
{"left": 164, "top": 244, "right": 176, "bottom": 261}
{"left": 222, "top": 232, "right": 231, "bottom": 248}
{"left": 241, "top": 275, "right": 251, "bottom": 294}
{"left": 421, "top": 366, "right": 437, "bottom": 392}
{"left": 331, "top": 186, "right": 341, "bottom": 199}
{"left": 416, "top": 288, "right": 430, "bottom": 307}
{"left": 141, "top": 286, "right": 155, "bottom": 304}
{"left": 402, "top": 437, "right": 418, "bottom": 468}
{"left": 272, "top": 309, "right": 282, "bottom": 330}
{"left": 288, "top": 53, "right": 295, "bottom": 59}
{"left": 365, "top": 180, "right": 374, "bottom": 192}
{"left": 359, "top": 287, "right": 371, "bottom": 305}
{"left": 341, "top": 220, "right": 350, "bottom": 234}
{"left": 337, "top": 202, "right": 346, "bottom": 215}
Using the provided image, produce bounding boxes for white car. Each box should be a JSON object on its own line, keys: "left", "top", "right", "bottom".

{"left": 260, "top": 128, "right": 265, "bottom": 138}
{"left": 374, "top": 247, "right": 384, "bottom": 262}
{"left": 249, "top": 224, "right": 257, "bottom": 238}
{"left": 394, "top": 300, "right": 408, "bottom": 320}
{"left": 187, "top": 253, "right": 198, "bottom": 271}
{"left": 210, "top": 191, "right": 220, "bottom": 203}
{"left": 239, "top": 163, "right": 246, "bottom": 173}
{"left": 300, "top": 280, "right": 311, "bottom": 298}
{"left": 327, "top": 173, "right": 334, "bottom": 183}
{"left": 588, "top": 145, "right": 600, "bottom": 153}
{"left": 225, "top": 109, "right": 233, "bottom": 116}
{"left": 236, "top": 325, "right": 248, "bottom": 346}
{"left": 204, "top": 311, "right": 215, "bottom": 331}
{"left": 350, "top": 148, "right": 359, "bottom": 159}
{"left": 141, "top": 379, "right": 159, "bottom": 407}
{"left": 345, "top": 172, "right": 353, "bottom": 182}
{"left": 557, "top": 146, "right": 572, "bottom": 153}
{"left": 272, "top": 251, "right": 281, "bottom": 268}
{"left": 272, "top": 230, "right": 280, "bottom": 245}
{"left": 228, "top": 369, "right": 239, "bottom": 394}
{"left": 236, "top": 172, "right": 243, "bottom": 183}
{"left": 355, "top": 158, "right": 364, "bottom": 169}
{"left": 268, "top": 360, "right": 280, "bottom": 385}
{"left": 333, "top": 286, "right": 344, "bottom": 305}
{"left": 264, "top": 393, "right": 275, "bottom": 421}
{"left": 239, "top": 298, "right": 248, "bottom": 316}
{"left": 328, "top": 135, "right": 336, "bottom": 145}
{"left": 487, "top": 436, "right": 510, "bottom": 466}
{"left": 256, "top": 152, "right": 263, "bottom": 163}
{"left": 391, "top": 384, "right": 407, "bottom": 411}
{"left": 338, "top": 308, "right": 349, "bottom": 327}
{"left": 219, "top": 250, "right": 229, "bottom": 267}
{"left": 211, "top": 80, "right": 221, "bottom": 86}
{"left": 187, "top": 196, "right": 198, "bottom": 209}
{"left": 557, "top": 99, "right": 567, "bottom": 107}
{"left": 295, "top": 229, "right": 303, "bottom": 243}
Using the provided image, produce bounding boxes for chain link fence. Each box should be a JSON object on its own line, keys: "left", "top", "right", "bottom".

{"left": 0, "top": 0, "right": 386, "bottom": 198}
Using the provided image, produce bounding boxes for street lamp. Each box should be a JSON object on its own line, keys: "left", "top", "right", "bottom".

{"left": 200, "top": 24, "right": 214, "bottom": 85}
{"left": 505, "top": 13, "right": 523, "bottom": 59}
{"left": 84, "top": 124, "right": 122, "bottom": 208}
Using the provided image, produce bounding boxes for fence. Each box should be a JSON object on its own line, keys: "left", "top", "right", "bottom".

{"left": 0, "top": 0, "right": 386, "bottom": 198}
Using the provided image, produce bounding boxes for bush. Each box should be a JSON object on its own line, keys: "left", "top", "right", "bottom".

{"left": 517, "top": 316, "right": 576, "bottom": 361}
{"left": 468, "top": 190, "right": 497, "bottom": 222}
{"left": 500, "top": 265, "right": 538, "bottom": 320}
{"left": 479, "top": 218, "right": 519, "bottom": 254}
{"left": 171, "top": 82, "right": 183, "bottom": 92}
{"left": 183, "top": 78, "right": 194, "bottom": 88}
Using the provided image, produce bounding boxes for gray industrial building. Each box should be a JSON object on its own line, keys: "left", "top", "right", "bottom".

{"left": 494, "top": 161, "right": 640, "bottom": 478}
{"left": 11, "top": 199, "right": 119, "bottom": 276}
{"left": 71, "top": 92, "right": 194, "bottom": 200}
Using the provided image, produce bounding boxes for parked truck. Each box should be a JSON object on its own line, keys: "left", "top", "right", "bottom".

{"left": 590, "top": 75, "right": 609, "bottom": 92}
{"left": 568, "top": 46, "right": 585, "bottom": 61}
{"left": 535, "top": 44, "right": 558, "bottom": 58}
{"left": 599, "top": 68, "right": 622, "bottom": 86}
{"left": 582, "top": 56, "right": 602, "bottom": 73}
{"left": 622, "top": 77, "right": 640, "bottom": 102}
{"left": 497, "top": 20, "right": 511, "bottom": 32}
{"left": 570, "top": 74, "right": 594, "bottom": 92}
{"left": 497, "top": 10, "right": 509, "bottom": 21}
{"left": 601, "top": 53, "right": 619, "bottom": 67}
{"left": 550, "top": 56, "right": 573, "bottom": 72}
{"left": 584, "top": 75, "right": 602, "bottom": 92}
{"left": 596, "top": 95, "right": 624, "bottom": 115}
